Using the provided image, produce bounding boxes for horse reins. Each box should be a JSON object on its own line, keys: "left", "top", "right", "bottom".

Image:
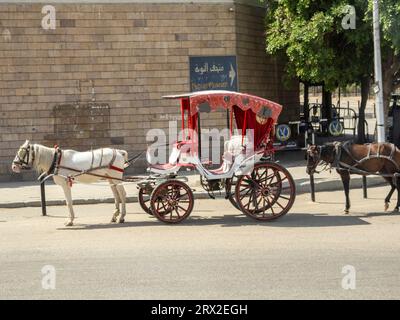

{"left": 307, "top": 144, "right": 331, "bottom": 174}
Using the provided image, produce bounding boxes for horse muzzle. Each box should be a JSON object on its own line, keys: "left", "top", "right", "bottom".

{"left": 11, "top": 163, "right": 21, "bottom": 173}
{"left": 11, "top": 161, "right": 30, "bottom": 173}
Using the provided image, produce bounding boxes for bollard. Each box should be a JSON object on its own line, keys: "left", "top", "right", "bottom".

{"left": 310, "top": 174, "right": 316, "bottom": 202}
{"left": 362, "top": 176, "right": 368, "bottom": 199}
{"left": 40, "top": 178, "right": 47, "bottom": 216}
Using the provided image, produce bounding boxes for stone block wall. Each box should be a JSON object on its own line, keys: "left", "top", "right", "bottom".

{"left": 0, "top": 1, "right": 298, "bottom": 181}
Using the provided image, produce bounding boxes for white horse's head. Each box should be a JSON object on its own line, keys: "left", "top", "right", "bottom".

{"left": 12, "top": 140, "right": 33, "bottom": 173}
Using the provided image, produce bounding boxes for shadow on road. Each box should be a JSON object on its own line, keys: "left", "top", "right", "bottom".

{"left": 314, "top": 201, "right": 342, "bottom": 205}
{"left": 354, "top": 211, "right": 400, "bottom": 218}
{"left": 57, "top": 212, "right": 371, "bottom": 230}
{"left": 265, "top": 213, "right": 370, "bottom": 227}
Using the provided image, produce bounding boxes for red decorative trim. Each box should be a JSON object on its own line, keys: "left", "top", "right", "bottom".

{"left": 109, "top": 165, "right": 124, "bottom": 173}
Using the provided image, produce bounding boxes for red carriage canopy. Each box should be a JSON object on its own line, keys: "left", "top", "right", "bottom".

{"left": 163, "top": 90, "right": 283, "bottom": 149}
{"left": 163, "top": 90, "right": 282, "bottom": 120}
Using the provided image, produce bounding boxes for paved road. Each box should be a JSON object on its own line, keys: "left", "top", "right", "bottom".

{"left": 1, "top": 185, "right": 400, "bottom": 299}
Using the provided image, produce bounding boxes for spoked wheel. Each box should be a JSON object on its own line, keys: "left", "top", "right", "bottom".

{"left": 235, "top": 162, "right": 296, "bottom": 221}
{"left": 138, "top": 187, "right": 152, "bottom": 215}
{"left": 150, "top": 180, "right": 194, "bottom": 224}
{"left": 226, "top": 176, "right": 240, "bottom": 210}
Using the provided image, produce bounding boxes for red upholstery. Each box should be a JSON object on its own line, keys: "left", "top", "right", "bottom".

{"left": 148, "top": 163, "right": 178, "bottom": 170}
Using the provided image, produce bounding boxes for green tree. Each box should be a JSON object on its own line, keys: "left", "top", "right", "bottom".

{"left": 263, "top": 0, "right": 400, "bottom": 140}
{"left": 378, "top": 0, "right": 400, "bottom": 114}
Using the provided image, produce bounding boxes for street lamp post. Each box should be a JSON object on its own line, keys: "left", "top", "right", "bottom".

{"left": 372, "top": 0, "right": 386, "bottom": 143}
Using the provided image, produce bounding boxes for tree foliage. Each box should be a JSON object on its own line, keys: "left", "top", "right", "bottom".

{"left": 379, "top": 0, "right": 400, "bottom": 55}
{"left": 263, "top": 0, "right": 399, "bottom": 94}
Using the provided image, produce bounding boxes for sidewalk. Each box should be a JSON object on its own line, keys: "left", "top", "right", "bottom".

{"left": 0, "top": 151, "right": 387, "bottom": 208}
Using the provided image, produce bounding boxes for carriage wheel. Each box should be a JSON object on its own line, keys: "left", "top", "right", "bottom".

{"left": 138, "top": 187, "right": 152, "bottom": 215}
{"left": 235, "top": 162, "right": 296, "bottom": 221}
{"left": 150, "top": 180, "right": 194, "bottom": 224}
{"left": 226, "top": 176, "right": 240, "bottom": 210}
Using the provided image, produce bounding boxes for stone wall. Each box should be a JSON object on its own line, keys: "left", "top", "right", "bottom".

{"left": 0, "top": 1, "right": 298, "bottom": 181}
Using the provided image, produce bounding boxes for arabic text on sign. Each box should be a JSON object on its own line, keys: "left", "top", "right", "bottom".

{"left": 194, "top": 63, "right": 225, "bottom": 75}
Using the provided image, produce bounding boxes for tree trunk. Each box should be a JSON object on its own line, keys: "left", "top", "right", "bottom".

{"left": 322, "top": 85, "right": 332, "bottom": 134}
{"left": 357, "top": 76, "right": 370, "bottom": 144}
{"left": 303, "top": 82, "right": 309, "bottom": 121}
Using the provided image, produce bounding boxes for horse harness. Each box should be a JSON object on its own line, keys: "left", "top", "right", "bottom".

{"left": 43, "top": 146, "right": 125, "bottom": 185}
{"left": 13, "top": 144, "right": 35, "bottom": 169}
{"left": 332, "top": 141, "right": 400, "bottom": 177}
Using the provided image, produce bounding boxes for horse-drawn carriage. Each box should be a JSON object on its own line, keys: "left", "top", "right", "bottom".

{"left": 12, "top": 90, "right": 296, "bottom": 226}
{"left": 134, "top": 90, "right": 296, "bottom": 223}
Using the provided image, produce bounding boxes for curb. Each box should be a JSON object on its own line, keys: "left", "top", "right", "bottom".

{"left": 0, "top": 175, "right": 387, "bottom": 209}
{"left": 0, "top": 192, "right": 212, "bottom": 209}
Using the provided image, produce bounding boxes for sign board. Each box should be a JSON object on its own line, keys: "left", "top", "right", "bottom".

{"left": 189, "top": 56, "right": 238, "bottom": 92}
{"left": 276, "top": 124, "right": 292, "bottom": 142}
{"left": 328, "top": 120, "right": 344, "bottom": 136}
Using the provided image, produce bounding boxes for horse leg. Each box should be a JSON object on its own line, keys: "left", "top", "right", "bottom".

{"left": 109, "top": 184, "right": 121, "bottom": 223}
{"left": 394, "top": 175, "right": 400, "bottom": 213}
{"left": 383, "top": 177, "right": 396, "bottom": 211}
{"left": 60, "top": 181, "right": 75, "bottom": 226}
{"left": 116, "top": 184, "right": 127, "bottom": 223}
{"left": 340, "top": 171, "right": 351, "bottom": 214}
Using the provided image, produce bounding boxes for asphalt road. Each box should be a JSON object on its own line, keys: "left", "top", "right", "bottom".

{"left": 1, "top": 185, "right": 400, "bottom": 300}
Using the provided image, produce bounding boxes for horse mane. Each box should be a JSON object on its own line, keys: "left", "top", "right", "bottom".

{"left": 32, "top": 144, "right": 54, "bottom": 174}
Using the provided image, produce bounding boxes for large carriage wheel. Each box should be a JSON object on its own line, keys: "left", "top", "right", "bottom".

{"left": 235, "top": 162, "right": 296, "bottom": 221}
{"left": 150, "top": 180, "right": 194, "bottom": 224}
{"left": 138, "top": 187, "right": 152, "bottom": 215}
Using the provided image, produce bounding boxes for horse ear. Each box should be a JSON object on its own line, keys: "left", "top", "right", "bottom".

{"left": 24, "top": 140, "right": 30, "bottom": 146}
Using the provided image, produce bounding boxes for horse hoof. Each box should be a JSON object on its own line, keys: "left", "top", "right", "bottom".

{"left": 384, "top": 203, "right": 389, "bottom": 211}
{"left": 110, "top": 218, "right": 117, "bottom": 223}
{"left": 343, "top": 209, "right": 349, "bottom": 215}
{"left": 392, "top": 208, "right": 399, "bottom": 213}
{"left": 65, "top": 221, "right": 73, "bottom": 227}
{"left": 118, "top": 218, "right": 125, "bottom": 224}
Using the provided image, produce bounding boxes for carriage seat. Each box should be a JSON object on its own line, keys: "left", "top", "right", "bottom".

{"left": 208, "top": 135, "right": 248, "bottom": 174}
{"left": 147, "top": 140, "right": 193, "bottom": 173}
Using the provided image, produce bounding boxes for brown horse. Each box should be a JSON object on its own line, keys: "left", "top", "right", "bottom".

{"left": 306, "top": 141, "right": 400, "bottom": 213}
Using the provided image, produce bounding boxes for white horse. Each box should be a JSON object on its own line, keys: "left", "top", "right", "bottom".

{"left": 12, "top": 140, "right": 128, "bottom": 226}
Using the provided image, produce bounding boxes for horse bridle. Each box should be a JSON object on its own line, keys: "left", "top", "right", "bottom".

{"left": 13, "top": 144, "right": 35, "bottom": 170}
{"left": 306, "top": 145, "right": 332, "bottom": 174}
